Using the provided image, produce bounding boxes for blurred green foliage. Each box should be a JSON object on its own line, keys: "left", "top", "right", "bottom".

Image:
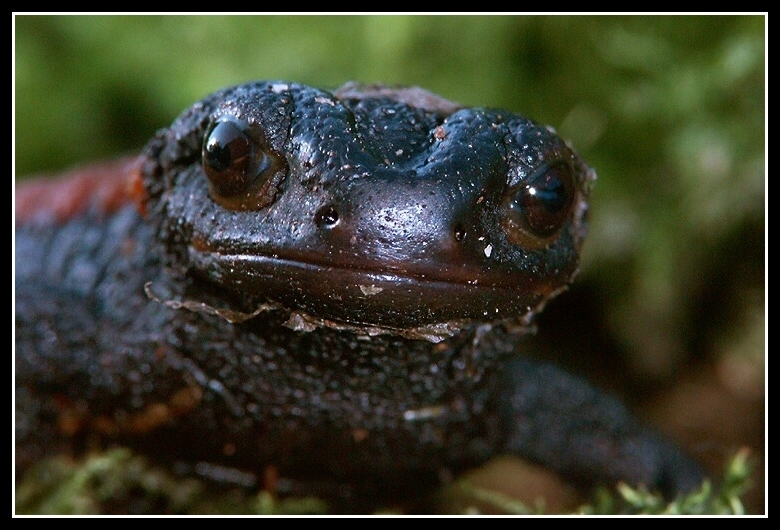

{"left": 14, "top": 15, "right": 766, "bottom": 514}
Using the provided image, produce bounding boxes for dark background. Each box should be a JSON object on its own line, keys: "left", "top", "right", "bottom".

{"left": 14, "top": 15, "right": 765, "bottom": 514}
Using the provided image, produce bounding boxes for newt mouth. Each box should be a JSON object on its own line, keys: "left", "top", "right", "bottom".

{"left": 188, "top": 249, "right": 570, "bottom": 332}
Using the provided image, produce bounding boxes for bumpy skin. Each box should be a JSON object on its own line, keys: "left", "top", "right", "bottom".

{"left": 15, "top": 81, "right": 704, "bottom": 512}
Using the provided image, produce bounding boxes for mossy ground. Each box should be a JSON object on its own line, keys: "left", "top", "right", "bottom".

{"left": 15, "top": 446, "right": 753, "bottom": 515}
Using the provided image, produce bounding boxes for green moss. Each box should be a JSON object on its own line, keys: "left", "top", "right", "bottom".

{"left": 15, "top": 447, "right": 753, "bottom": 515}
{"left": 580, "top": 449, "right": 753, "bottom": 515}
{"left": 15, "top": 448, "right": 328, "bottom": 515}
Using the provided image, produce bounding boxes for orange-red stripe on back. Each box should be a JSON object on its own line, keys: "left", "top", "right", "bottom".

{"left": 15, "top": 156, "right": 145, "bottom": 226}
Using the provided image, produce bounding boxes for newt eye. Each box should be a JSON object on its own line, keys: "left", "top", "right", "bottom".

{"left": 202, "top": 119, "right": 284, "bottom": 210}
{"left": 501, "top": 161, "right": 576, "bottom": 249}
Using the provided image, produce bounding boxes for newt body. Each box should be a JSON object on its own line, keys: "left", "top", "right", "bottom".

{"left": 15, "top": 81, "right": 704, "bottom": 512}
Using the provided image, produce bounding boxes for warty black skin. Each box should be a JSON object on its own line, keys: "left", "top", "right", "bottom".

{"left": 15, "top": 81, "right": 704, "bottom": 512}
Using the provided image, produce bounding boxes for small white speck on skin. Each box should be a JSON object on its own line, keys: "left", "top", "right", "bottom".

{"left": 270, "top": 83, "right": 289, "bottom": 93}
{"left": 484, "top": 244, "right": 493, "bottom": 257}
{"left": 359, "top": 284, "right": 384, "bottom": 296}
{"left": 403, "top": 405, "right": 445, "bottom": 421}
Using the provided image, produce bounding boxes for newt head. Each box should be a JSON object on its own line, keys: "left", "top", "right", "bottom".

{"left": 141, "top": 81, "right": 595, "bottom": 336}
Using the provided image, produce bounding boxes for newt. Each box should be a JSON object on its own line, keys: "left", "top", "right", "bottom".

{"left": 14, "top": 81, "right": 705, "bottom": 513}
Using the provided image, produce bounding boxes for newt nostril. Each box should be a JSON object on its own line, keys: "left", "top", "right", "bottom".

{"left": 315, "top": 205, "right": 340, "bottom": 228}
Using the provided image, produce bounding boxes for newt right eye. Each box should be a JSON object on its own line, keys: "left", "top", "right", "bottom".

{"left": 203, "top": 120, "right": 258, "bottom": 196}
{"left": 202, "top": 119, "right": 285, "bottom": 210}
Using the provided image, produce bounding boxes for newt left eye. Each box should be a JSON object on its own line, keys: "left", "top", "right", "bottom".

{"left": 202, "top": 119, "right": 284, "bottom": 210}
{"left": 500, "top": 161, "right": 576, "bottom": 249}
